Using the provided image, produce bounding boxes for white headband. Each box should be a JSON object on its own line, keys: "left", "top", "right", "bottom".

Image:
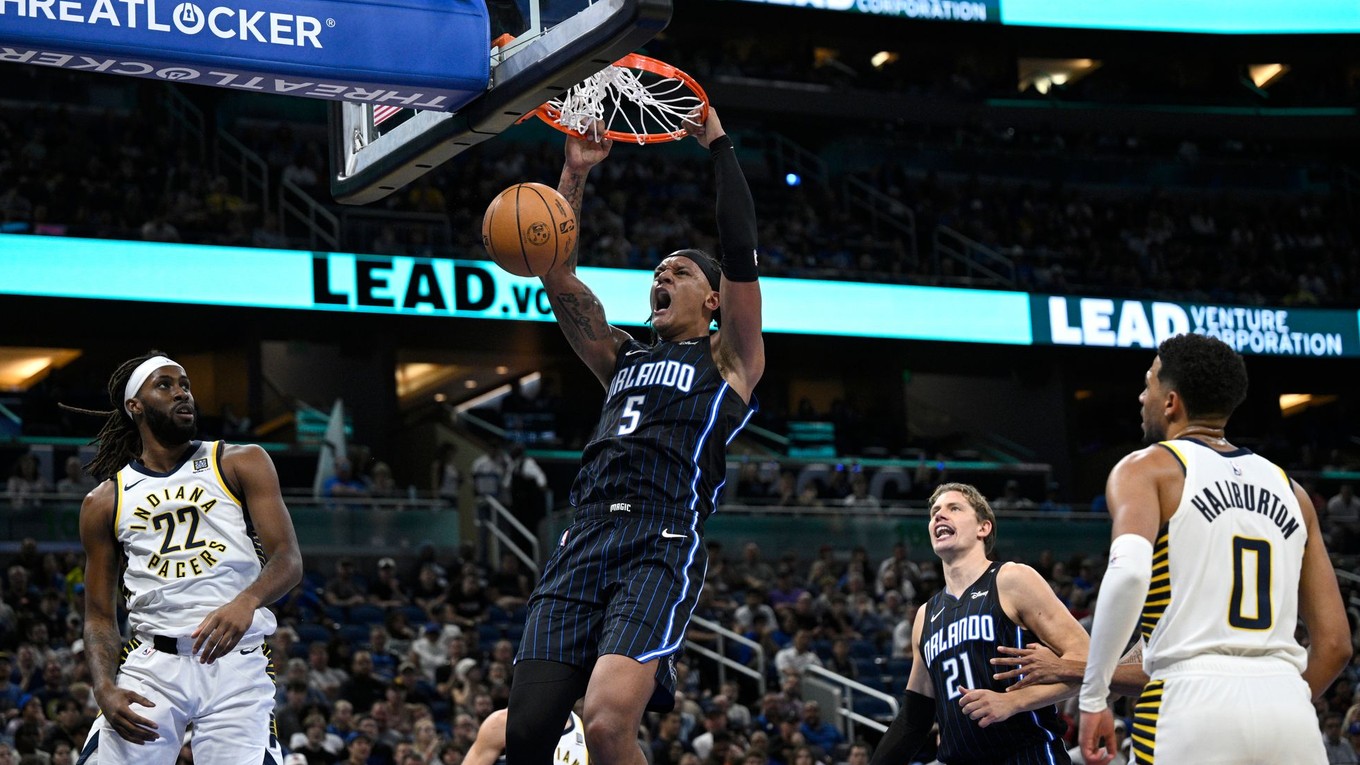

{"left": 123, "top": 356, "right": 180, "bottom": 416}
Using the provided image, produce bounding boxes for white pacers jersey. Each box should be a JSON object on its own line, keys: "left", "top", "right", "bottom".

{"left": 113, "top": 440, "right": 276, "bottom": 641}
{"left": 557, "top": 712, "right": 589, "bottom": 765}
{"left": 1143, "top": 439, "right": 1307, "bottom": 675}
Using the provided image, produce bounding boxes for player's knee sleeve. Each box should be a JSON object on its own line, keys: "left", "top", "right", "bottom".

{"left": 506, "top": 660, "right": 588, "bottom": 765}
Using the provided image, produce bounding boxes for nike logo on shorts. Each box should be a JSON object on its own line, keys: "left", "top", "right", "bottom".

{"left": 661, "top": 529, "right": 687, "bottom": 540}
{"left": 239, "top": 645, "right": 262, "bottom": 655}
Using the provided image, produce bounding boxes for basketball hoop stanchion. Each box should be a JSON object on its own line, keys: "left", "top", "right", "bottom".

{"left": 527, "top": 52, "right": 709, "bottom": 145}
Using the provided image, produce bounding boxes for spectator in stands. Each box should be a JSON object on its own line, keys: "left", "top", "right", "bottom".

{"left": 734, "top": 588, "right": 778, "bottom": 632}
{"left": 411, "top": 562, "right": 449, "bottom": 620}
{"left": 652, "top": 711, "right": 691, "bottom": 765}
{"left": 1328, "top": 485, "right": 1360, "bottom": 548}
{"left": 274, "top": 678, "right": 317, "bottom": 744}
{"left": 327, "top": 699, "right": 357, "bottom": 742}
{"left": 769, "top": 567, "right": 808, "bottom": 609}
{"left": 339, "top": 651, "right": 388, "bottom": 714}
{"left": 308, "top": 641, "right": 349, "bottom": 701}
{"left": 6, "top": 453, "right": 50, "bottom": 509}
{"left": 324, "top": 459, "right": 370, "bottom": 502}
{"left": 1037, "top": 482, "right": 1072, "bottom": 513}
{"left": 775, "top": 630, "right": 823, "bottom": 677}
{"left": 990, "top": 479, "right": 1035, "bottom": 511}
{"left": 292, "top": 712, "right": 342, "bottom": 764}
{"left": 798, "top": 701, "right": 843, "bottom": 760}
{"left": 368, "top": 462, "right": 400, "bottom": 502}
{"left": 504, "top": 442, "right": 549, "bottom": 532}
{"left": 368, "top": 627, "right": 400, "bottom": 682}
{"left": 470, "top": 443, "right": 510, "bottom": 503}
{"left": 735, "top": 462, "right": 772, "bottom": 504}
{"left": 370, "top": 558, "right": 409, "bottom": 609}
{"left": 488, "top": 554, "right": 532, "bottom": 610}
{"left": 411, "top": 717, "right": 445, "bottom": 763}
{"left": 53, "top": 457, "right": 94, "bottom": 496}
{"left": 410, "top": 622, "right": 447, "bottom": 681}
{"left": 323, "top": 559, "right": 367, "bottom": 609}
{"left": 826, "top": 638, "right": 857, "bottom": 680}
{"left": 340, "top": 731, "right": 374, "bottom": 765}
{"left": 842, "top": 474, "right": 878, "bottom": 509}
{"left": 734, "top": 543, "right": 777, "bottom": 593}
{"left": 445, "top": 572, "right": 490, "bottom": 628}
{"left": 431, "top": 443, "right": 462, "bottom": 508}
{"left": 690, "top": 706, "right": 729, "bottom": 761}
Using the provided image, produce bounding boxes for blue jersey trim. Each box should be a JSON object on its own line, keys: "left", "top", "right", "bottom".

{"left": 709, "top": 404, "right": 757, "bottom": 514}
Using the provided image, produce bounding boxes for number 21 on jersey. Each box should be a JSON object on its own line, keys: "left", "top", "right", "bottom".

{"left": 942, "top": 655, "right": 976, "bottom": 699}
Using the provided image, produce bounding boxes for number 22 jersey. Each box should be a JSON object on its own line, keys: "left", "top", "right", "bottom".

{"left": 112, "top": 440, "right": 276, "bottom": 641}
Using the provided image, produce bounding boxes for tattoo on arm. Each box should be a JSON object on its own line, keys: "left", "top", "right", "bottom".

{"left": 558, "top": 170, "right": 586, "bottom": 271}
{"left": 86, "top": 621, "right": 124, "bottom": 691}
{"left": 553, "top": 291, "right": 604, "bottom": 346}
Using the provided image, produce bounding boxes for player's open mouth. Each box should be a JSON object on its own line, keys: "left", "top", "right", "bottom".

{"left": 933, "top": 525, "right": 954, "bottom": 540}
{"left": 653, "top": 288, "right": 672, "bottom": 314}
{"left": 174, "top": 406, "right": 195, "bottom": 420}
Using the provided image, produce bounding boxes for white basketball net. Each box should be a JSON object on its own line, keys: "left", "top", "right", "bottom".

{"left": 546, "top": 64, "right": 705, "bottom": 144}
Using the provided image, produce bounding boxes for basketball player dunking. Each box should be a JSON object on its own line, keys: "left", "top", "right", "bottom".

{"left": 505, "top": 108, "right": 763, "bottom": 765}
{"left": 1078, "top": 334, "right": 1350, "bottom": 765}
{"left": 870, "top": 483, "right": 1091, "bottom": 765}
{"left": 73, "top": 352, "right": 302, "bottom": 764}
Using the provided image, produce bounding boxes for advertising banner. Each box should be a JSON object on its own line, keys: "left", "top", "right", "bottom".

{"left": 0, "top": 0, "right": 489, "bottom": 109}
{"left": 1032, "top": 295, "right": 1360, "bottom": 357}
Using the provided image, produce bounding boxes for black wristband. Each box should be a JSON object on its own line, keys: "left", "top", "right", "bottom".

{"left": 709, "top": 134, "right": 735, "bottom": 156}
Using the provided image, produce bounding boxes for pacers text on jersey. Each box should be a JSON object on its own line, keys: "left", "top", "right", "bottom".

{"left": 1189, "top": 479, "right": 1301, "bottom": 539}
{"left": 128, "top": 484, "right": 229, "bottom": 579}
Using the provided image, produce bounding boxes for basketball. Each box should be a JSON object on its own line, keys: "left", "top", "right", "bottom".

{"left": 481, "top": 182, "right": 578, "bottom": 277}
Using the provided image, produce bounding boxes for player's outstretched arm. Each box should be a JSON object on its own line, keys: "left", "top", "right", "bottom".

{"left": 81, "top": 483, "right": 160, "bottom": 744}
{"left": 542, "top": 133, "right": 632, "bottom": 386}
{"left": 993, "top": 640, "right": 1148, "bottom": 698}
{"left": 192, "top": 444, "right": 303, "bottom": 663}
{"left": 1292, "top": 480, "right": 1352, "bottom": 699}
{"left": 688, "top": 109, "right": 764, "bottom": 402}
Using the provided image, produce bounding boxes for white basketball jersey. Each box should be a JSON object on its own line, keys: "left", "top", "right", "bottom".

{"left": 1143, "top": 439, "right": 1307, "bottom": 675}
{"left": 113, "top": 440, "right": 276, "bottom": 641}
{"left": 557, "top": 712, "right": 589, "bottom": 765}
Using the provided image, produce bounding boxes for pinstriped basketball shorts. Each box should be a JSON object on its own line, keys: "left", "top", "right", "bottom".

{"left": 516, "top": 504, "right": 706, "bottom": 710}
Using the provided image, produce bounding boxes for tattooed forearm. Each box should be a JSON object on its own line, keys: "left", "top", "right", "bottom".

{"left": 553, "top": 291, "right": 603, "bottom": 344}
{"left": 558, "top": 170, "right": 587, "bottom": 271}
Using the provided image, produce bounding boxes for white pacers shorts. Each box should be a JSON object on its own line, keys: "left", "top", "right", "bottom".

{"left": 1133, "top": 655, "right": 1325, "bottom": 765}
{"left": 77, "top": 635, "right": 282, "bottom": 765}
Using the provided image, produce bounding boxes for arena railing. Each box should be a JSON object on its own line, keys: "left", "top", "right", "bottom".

{"left": 479, "top": 495, "right": 540, "bottom": 572}
{"left": 803, "top": 663, "right": 899, "bottom": 738}
{"left": 687, "top": 615, "right": 767, "bottom": 698}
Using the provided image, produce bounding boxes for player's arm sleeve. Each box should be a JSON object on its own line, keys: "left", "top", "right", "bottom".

{"left": 1079, "top": 534, "right": 1153, "bottom": 712}
{"left": 868, "top": 690, "right": 934, "bottom": 765}
{"left": 710, "top": 135, "right": 758, "bottom": 281}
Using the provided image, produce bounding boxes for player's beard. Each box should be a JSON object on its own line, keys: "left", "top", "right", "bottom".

{"left": 1142, "top": 419, "right": 1167, "bottom": 446}
{"left": 145, "top": 405, "right": 198, "bottom": 446}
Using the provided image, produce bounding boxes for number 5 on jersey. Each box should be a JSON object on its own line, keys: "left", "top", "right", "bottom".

{"left": 618, "top": 395, "right": 646, "bottom": 435}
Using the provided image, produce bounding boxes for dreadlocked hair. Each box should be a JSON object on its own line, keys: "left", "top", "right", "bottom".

{"left": 58, "top": 350, "right": 167, "bottom": 481}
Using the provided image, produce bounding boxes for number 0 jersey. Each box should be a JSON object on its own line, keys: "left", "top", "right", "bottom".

{"left": 1144, "top": 439, "right": 1308, "bottom": 675}
{"left": 112, "top": 440, "right": 276, "bottom": 641}
{"left": 570, "top": 336, "right": 756, "bottom": 522}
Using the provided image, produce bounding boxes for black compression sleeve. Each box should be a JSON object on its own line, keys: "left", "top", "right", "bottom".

{"left": 710, "top": 135, "right": 759, "bottom": 282}
{"left": 868, "top": 690, "right": 936, "bottom": 765}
